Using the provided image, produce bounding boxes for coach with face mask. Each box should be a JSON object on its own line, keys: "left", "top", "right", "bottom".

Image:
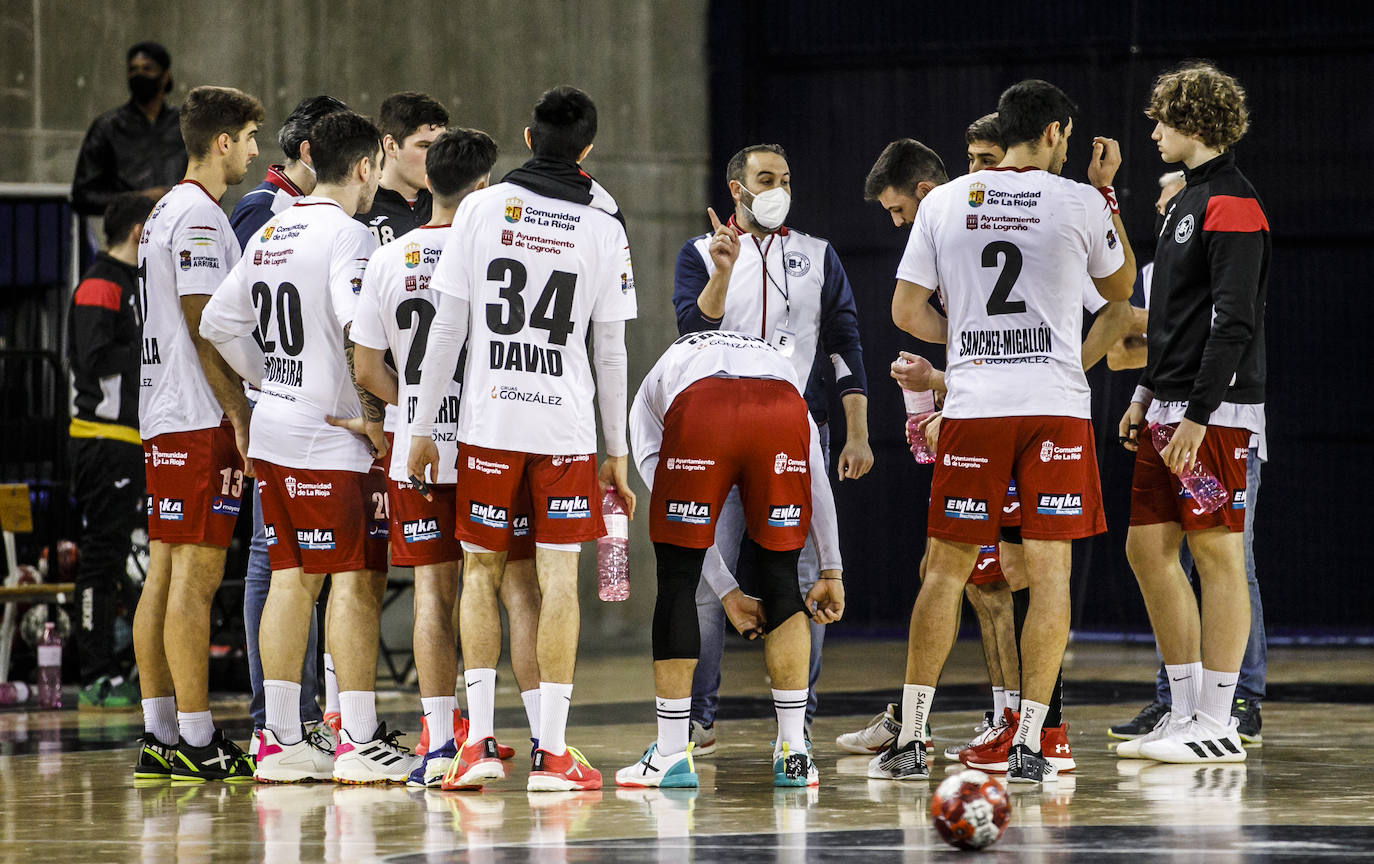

{"left": 72, "top": 42, "right": 187, "bottom": 223}
{"left": 672, "top": 143, "right": 872, "bottom": 748}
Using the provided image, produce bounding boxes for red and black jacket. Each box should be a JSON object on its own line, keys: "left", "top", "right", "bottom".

{"left": 68, "top": 252, "right": 141, "bottom": 430}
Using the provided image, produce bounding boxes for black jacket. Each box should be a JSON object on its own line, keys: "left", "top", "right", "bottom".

{"left": 1142, "top": 151, "right": 1269, "bottom": 424}
{"left": 68, "top": 253, "right": 141, "bottom": 430}
{"left": 71, "top": 101, "right": 187, "bottom": 217}
{"left": 354, "top": 186, "right": 431, "bottom": 245}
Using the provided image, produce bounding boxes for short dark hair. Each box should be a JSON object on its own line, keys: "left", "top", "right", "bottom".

{"left": 425, "top": 129, "right": 499, "bottom": 199}
{"left": 863, "top": 139, "right": 947, "bottom": 201}
{"left": 278, "top": 95, "right": 348, "bottom": 161}
{"left": 102, "top": 191, "right": 155, "bottom": 247}
{"left": 180, "top": 86, "right": 265, "bottom": 160}
{"left": 529, "top": 86, "right": 598, "bottom": 161}
{"left": 126, "top": 41, "right": 170, "bottom": 70}
{"left": 1146, "top": 62, "right": 1250, "bottom": 150}
{"left": 310, "top": 111, "right": 383, "bottom": 185}
{"left": 726, "top": 144, "right": 788, "bottom": 185}
{"left": 378, "top": 92, "right": 449, "bottom": 146}
{"left": 965, "top": 113, "right": 1002, "bottom": 147}
{"left": 995, "top": 80, "right": 1078, "bottom": 149}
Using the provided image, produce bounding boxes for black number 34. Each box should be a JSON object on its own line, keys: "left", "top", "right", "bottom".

{"left": 485, "top": 258, "right": 577, "bottom": 345}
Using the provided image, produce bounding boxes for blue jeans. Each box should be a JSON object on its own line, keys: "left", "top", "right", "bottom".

{"left": 1155, "top": 446, "right": 1266, "bottom": 705}
{"left": 691, "top": 425, "right": 829, "bottom": 730}
{"left": 245, "top": 480, "right": 322, "bottom": 728}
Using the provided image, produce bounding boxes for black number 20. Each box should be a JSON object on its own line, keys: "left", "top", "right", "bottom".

{"left": 981, "top": 241, "right": 1026, "bottom": 316}
{"left": 250, "top": 281, "right": 306, "bottom": 356}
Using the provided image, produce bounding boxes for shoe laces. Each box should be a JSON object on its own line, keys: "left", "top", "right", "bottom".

{"left": 379, "top": 725, "right": 411, "bottom": 755}
{"left": 565, "top": 746, "right": 592, "bottom": 769}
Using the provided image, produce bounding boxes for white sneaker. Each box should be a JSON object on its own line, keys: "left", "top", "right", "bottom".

{"left": 689, "top": 721, "right": 717, "bottom": 758}
{"left": 1116, "top": 710, "right": 1188, "bottom": 759}
{"left": 1138, "top": 711, "right": 1247, "bottom": 764}
{"left": 615, "top": 742, "right": 699, "bottom": 788}
{"left": 837, "top": 704, "right": 901, "bottom": 755}
{"left": 253, "top": 728, "right": 335, "bottom": 783}
{"left": 944, "top": 711, "right": 1001, "bottom": 760}
{"left": 332, "top": 722, "right": 420, "bottom": 784}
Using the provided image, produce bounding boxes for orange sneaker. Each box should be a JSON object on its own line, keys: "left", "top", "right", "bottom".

{"left": 528, "top": 746, "right": 602, "bottom": 792}
{"left": 441, "top": 736, "right": 506, "bottom": 791}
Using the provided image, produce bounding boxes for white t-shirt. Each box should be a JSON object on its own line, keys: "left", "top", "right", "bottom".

{"left": 898, "top": 168, "right": 1124, "bottom": 420}
{"left": 431, "top": 182, "right": 638, "bottom": 455}
{"left": 200, "top": 197, "right": 378, "bottom": 472}
{"left": 350, "top": 224, "right": 463, "bottom": 482}
{"left": 138, "top": 181, "right": 240, "bottom": 438}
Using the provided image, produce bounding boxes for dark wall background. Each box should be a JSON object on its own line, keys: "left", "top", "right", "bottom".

{"left": 707, "top": 2, "right": 1374, "bottom": 634}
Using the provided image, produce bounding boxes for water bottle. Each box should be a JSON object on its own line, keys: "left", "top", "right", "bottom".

{"left": 36, "top": 622, "right": 62, "bottom": 709}
{"left": 597, "top": 488, "right": 630, "bottom": 602}
{"left": 895, "top": 355, "right": 938, "bottom": 464}
{"left": 0, "top": 681, "right": 30, "bottom": 705}
{"left": 1150, "top": 423, "right": 1228, "bottom": 513}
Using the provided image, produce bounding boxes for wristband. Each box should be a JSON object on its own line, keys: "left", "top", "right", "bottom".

{"left": 1131, "top": 385, "right": 1153, "bottom": 406}
{"left": 819, "top": 575, "right": 843, "bottom": 581}
{"left": 1097, "top": 185, "right": 1119, "bottom": 215}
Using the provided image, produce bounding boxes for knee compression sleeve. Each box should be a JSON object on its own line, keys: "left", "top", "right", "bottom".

{"left": 750, "top": 541, "right": 807, "bottom": 633}
{"left": 652, "top": 543, "right": 707, "bottom": 661}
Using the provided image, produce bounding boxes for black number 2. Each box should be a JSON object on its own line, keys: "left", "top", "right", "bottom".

{"left": 982, "top": 241, "right": 1026, "bottom": 316}
{"left": 484, "top": 258, "right": 578, "bottom": 346}
{"left": 395, "top": 297, "right": 436, "bottom": 386}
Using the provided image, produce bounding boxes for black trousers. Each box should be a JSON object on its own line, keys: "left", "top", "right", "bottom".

{"left": 69, "top": 436, "right": 144, "bottom": 683}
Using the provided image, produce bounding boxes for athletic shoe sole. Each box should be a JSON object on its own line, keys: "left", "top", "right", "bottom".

{"left": 528, "top": 773, "right": 602, "bottom": 792}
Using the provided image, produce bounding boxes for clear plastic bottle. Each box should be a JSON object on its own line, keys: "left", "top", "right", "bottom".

{"left": 902, "top": 387, "right": 938, "bottom": 465}
{"left": 1150, "top": 423, "right": 1228, "bottom": 513}
{"left": 597, "top": 488, "right": 630, "bottom": 602}
{"left": 35, "top": 622, "right": 62, "bottom": 709}
{"left": 0, "top": 681, "right": 30, "bottom": 705}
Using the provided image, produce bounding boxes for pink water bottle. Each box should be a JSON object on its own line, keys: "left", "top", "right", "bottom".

{"left": 598, "top": 488, "right": 630, "bottom": 601}
{"left": 1150, "top": 423, "right": 1228, "bottom": 513}
{"left": 35, "top": 622, "right": 62, "bottom": 708}
{"left": 902, "top": 389, "right": 938, "bottom": 465}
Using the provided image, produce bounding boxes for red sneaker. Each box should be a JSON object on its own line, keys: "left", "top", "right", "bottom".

{"left": 322, "top": 711, "right": 342, "bottom": 735}
{"left": 418, "top": 708, "right": 477, "bottom": 758}
{"left": 441, "top": 736, "right": 506, "bottom": 791}
{"left": 1040, "top": 723, "right": 1076, "bottom": 772}
{"left": 416, "top": 715, "right": 430, "bottom": 758}
{"left": 960, "top": 709, "right": 1018, "bottom": 773}
{"left": 528, "top": 746, "right": 602, "bottom": 792}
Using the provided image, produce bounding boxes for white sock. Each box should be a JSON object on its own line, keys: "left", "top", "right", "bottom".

{"left": 323, "top": 653, "right": 340, "bottom": 715}
{"left": 897, "top": 684, "right": 935, "bottom": 747}
{"left": 265, "top": 680, "right": 303, "bottom": 745}
{"left": 772, "top": 688, "right": 808, "bottom": 754}
{"left": 521, "top": 688, "right": 541, "bottom": 740}
{"left": 177, "top": 710, "right": 215, "bottom": 748}
{"left": 656, "top": 696, "right": 691, "bottom": 756}
{"left": 992, "top": 687, "right": 1006, "bottom": 719}
{"left": 1166, "top": 661, "right": 1203, "bottom": 718}
{"left": 422, "top": 696, "right": 457, "bottom": 749}
{"left": 464, "top": 668, "right": 497, "bottom": 743}
{"left": 1012, "top": 699, "right": 1048, "bottom": 753}
{"left": 339, "top": 691, "right": 377, "bottom": 742}
{"left": 1199, "top": 668, "right": 1238, "bottom": 727}
{"left": 538, "top": 682, "right": 573, "bottom": 756}
{"left": 142, "top": 696, "right": 178, "bottom": 744}
{"left": 1007, "top": 689, "right": 1021, "bottom": 712}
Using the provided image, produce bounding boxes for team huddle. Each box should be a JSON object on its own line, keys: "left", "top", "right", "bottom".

{"left": 126, "top": 62, "right": 1268, "bottom": 794}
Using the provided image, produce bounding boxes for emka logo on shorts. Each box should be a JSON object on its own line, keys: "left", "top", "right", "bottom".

{"left": 1231, "top": 489, "right": 1247, "bottom": 510}
{"left": 284, "top": 476, "right": 332, "bottom": 498}
{"left": 297, "top": 528, "right": 336, "bottom": 550}
{"left": 512, "top": 514, "right": 530, "bottom": 537}
{"left": 264, "top": 525, "right": 277, "bottom": 546}
{"left": 470, "top": 502, "right": 509, "bottom": 529}
{"left": 403, "top": 518, "right": 441, "bottom": 543}
{"left": 772, "top": 452, "right": 808, "bottom": 475}
{"left": 943, "top": 497, "right": 989, "bottom": 520}
{"left": 1036, "top": 493, "right": 1083, "bottom": 516}
{"left": 159, "top": 498, "right": 185, "bottom": 521}
{"left": 666, "top": 500, "right": 712, "bottom": 525}
{"left": 547, "top": 496, "right": 591, "bottom": 519}
{"left": 211, "top": 496, "right": 241, "bottom": 517}
{"left": 1039, "top": 441, "right": 1083, "bottom": 463}
{"left": 767, "top": 504, "right": 803, "bottom": 528}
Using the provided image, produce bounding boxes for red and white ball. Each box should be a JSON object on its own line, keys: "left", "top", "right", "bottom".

{"left": 930, "top": 768, "right": 1011, "bottom": 850}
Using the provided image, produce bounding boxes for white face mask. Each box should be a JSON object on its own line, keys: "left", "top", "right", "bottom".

{"left": 739, "top": 183, "right": 791, "bottom": 230}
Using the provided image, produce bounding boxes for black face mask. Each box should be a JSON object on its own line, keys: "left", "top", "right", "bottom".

{"left": 128, "top": 74, "right": 164, "bottom": 104}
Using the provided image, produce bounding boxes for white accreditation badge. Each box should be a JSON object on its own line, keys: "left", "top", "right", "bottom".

{"left": 771, "top": 326, "right": 797, "bottom": 357}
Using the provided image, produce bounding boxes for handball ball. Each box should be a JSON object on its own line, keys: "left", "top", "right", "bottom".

{"left": 930, "top": 768, "right": 1010, "bottom": 850}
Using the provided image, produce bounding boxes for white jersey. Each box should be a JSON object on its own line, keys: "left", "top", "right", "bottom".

{"left": 200, "top": 197, "right": 377, "bottom": 471}
{"left": 898, "top": 168, "right": 1123, "bottom": 420}
{"left": 138, "top": 181, "right": 240, "bottom": 438}
{"left": 432, "top": 182, "right": 637, "bottom": 455}
{"left": 350, "top": 224, "right": 462, "bottom": 483}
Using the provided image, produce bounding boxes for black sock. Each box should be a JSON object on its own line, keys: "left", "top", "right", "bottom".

{"left": 1011, "top": 587, "right": 1029, "bottom": 683}
{"left": 1045, "top": 667, "right": 1064, "bottom": 727}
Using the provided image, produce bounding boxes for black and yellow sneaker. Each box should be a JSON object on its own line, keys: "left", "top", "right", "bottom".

{"left": 134, "top": 733, "right": 177, "bottom": 780}
{"left": 170, "top": 729, "right": 256, "bottom": 783}
{"left": 1232, "top": 698, "right": 1262, "bottom": 745}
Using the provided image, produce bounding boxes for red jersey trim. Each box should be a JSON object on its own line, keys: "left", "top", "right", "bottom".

{"left": 74, "top": 277, "right": 122, "bottom": 311}
{"left": 264, "top": 165, "right": 303, "bottom": 196}
{"left": 983, "top": 165, "right": 1041, "bottom": 173}
{"left": 292, "top": 199, "right": 344, "bottom": 210}
{"left": 418, "top": 223, "right": 451, "bottom": 229}
{"left": 177, "top": 179, "right": 220, "bottom": 203}
{"left": 1203, "top": 195, "right": 1269, "bottom": 233}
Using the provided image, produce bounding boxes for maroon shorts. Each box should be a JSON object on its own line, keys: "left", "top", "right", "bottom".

{"left": 454, "top": 445, "right": 604, "bottom": 551}
{"left": 928, "top": 416, "right": 1106, "bottom": 545}
{"left": 1129, "top": 424, "right": 1249, "bottom": 532}
{"left": 387, "top": 480, "right": 535, "bottom": 566}
{"left": 968, "top": 544, "right": 1006, "bottom": 586}
{"left": 143, "top": 420, "right": 243, "bottom": 547}
{"left": 649, "top": 377, "right": 812, "bottom": 552}
{"left": 255, "top": 461, "right": 388, "bottom": 574}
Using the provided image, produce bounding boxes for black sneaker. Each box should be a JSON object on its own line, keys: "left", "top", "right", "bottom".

{"left": 1006, "top": 743, "right": 1058, "bottom": 784}
{"left": 170, "top": 729, "right": 255, "bottom": 782}
{"left": 134, "top": 733, "right": 177, "bottom": 780}
{"left": 1232, "top": 698, "right": 1262, "bottom": 745}
{"left": 866, "top": 737, "right": 928, "bottom": 780}
{"left": 1108, "top": 700, "right": 1170, "bottom": 740}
